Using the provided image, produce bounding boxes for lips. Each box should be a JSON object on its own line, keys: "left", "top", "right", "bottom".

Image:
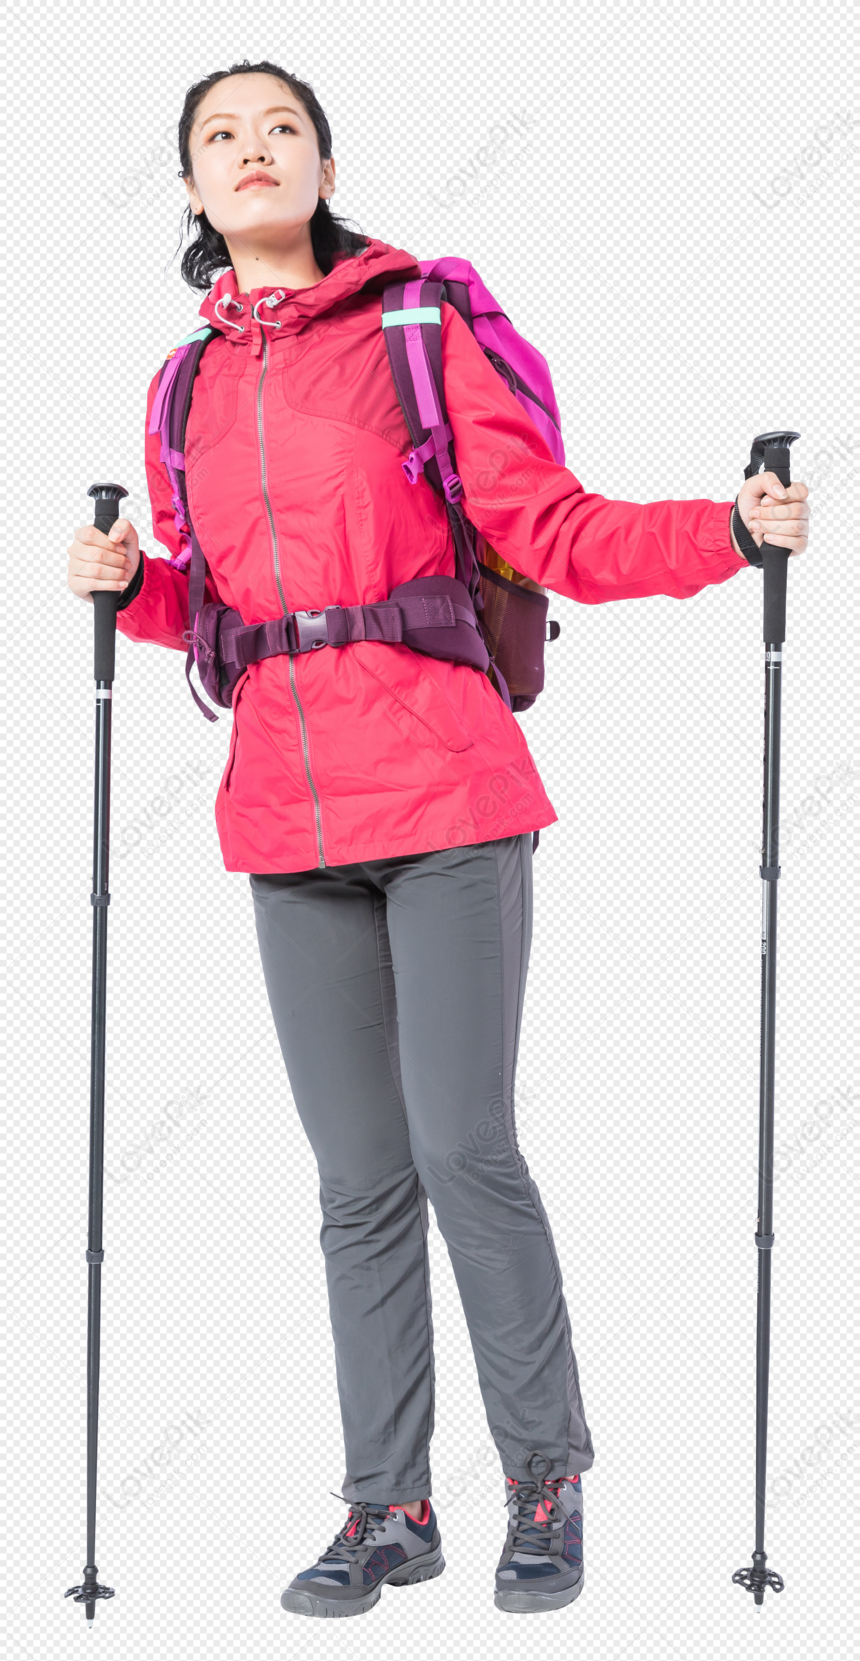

{"left": 236, "top": 173, "right": 279, "bottom": 191}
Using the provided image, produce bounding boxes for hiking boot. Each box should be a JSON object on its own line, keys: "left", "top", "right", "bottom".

{"left": 280, "top": 1493, "right": 445, "bottom": 1617}
{"left": 494, "top": 1449, "right": 584, "bottom": 1613}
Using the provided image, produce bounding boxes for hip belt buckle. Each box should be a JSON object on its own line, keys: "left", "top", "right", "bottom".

{"left": 291, "top": 609, "right": 329, "bottom": 653}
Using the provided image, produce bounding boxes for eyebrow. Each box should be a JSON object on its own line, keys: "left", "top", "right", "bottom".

{"left": 198, "top": 105, "right": 304, "bottom": 128}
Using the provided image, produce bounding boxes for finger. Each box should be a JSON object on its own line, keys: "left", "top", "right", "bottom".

{"left": 756, "top": 477, "right": 809, "bottom": 505}
{"left": 761, "top": 532, "right": 808, "bottom": 552}
{"left": 73, "top": 550, "right": 130, "bottom": 572}
{"left": 752, "top": 524, "right": 808, "bottom": 544}
{"left": 83, "top": 575, "right": 130, "bottom": 589}
{"left": 72, "top": 525, "right": 123, "bottom": 550}
{"left": 751, "top": 500, "right": 809, "bottom": 523}
{"left": 762, "top": 476, "right": 808, "bottom": 496}
{"left": 760, "top": 494, "right": 809, "bottom": 515}
{"left": 70, "top": 573, "right": 130, "bottom": 600}
{"left": 752, "top": 521, "right": 810, "bottom": 541}
{"left": 749, "top": 505, "right": 808, "bottom": 530}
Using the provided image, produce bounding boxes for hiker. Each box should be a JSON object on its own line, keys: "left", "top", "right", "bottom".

{"left": 66, "top": 59, "right": 810, "bottom": 1618}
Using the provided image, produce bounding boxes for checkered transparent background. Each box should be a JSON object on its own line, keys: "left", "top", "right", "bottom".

{"left": 5, "top": 1, "right": 857, "bottom": 1655}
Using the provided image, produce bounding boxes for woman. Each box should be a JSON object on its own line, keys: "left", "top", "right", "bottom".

{"left": 66, "top": 60, "right": 809, "bottom": 1619}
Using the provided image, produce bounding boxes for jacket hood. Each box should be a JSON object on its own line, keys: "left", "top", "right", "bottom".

{"left": 197, "top": 235, "right": 424, "bottom": 355}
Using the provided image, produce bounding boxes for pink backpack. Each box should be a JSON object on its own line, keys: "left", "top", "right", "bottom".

{"left": 381, "top": 258, "right": 563, "bottom": 711}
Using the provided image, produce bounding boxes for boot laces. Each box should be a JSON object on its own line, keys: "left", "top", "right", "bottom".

{"left": 504, "top": 1451, "right": 567, "bottom": 1555}
{"left": 318, "top": 1493, "right": 393, "bottom": 1563}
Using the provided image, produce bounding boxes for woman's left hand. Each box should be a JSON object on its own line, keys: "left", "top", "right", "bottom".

{"left": 734, "top": 470, "right": 811, "bottom": 556}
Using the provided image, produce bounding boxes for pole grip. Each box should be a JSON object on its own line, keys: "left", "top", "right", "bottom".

{"left": 87, "top": 485, "right": 128, "bottom": 683}
{"left": 757, "top": 437, "right": 798, "bottom": 645}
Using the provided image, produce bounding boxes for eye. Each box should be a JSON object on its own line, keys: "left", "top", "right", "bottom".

{"left": 208, "top": 123, "right": 296, "bottom": 141}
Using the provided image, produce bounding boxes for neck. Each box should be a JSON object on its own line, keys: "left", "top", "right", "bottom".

{"left": 225, "top": 228, "right": 326, "bottom": 296}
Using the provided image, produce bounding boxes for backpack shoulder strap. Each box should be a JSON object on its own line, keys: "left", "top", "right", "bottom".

{"left": 381, "top": 279, "right": 461, "bottom": 499}
{"left": 148, "top": 324, "right": 221, "bottom": 721}
{"left": 149, "top": 325, "right": 218, "bottom": 563}
{"left": 381, "top": 278, "right": 480, "bottom": 604}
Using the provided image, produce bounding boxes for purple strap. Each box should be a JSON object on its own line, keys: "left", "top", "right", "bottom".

{"left": 201, "top": 575, "right": 500, "bottom": 696}
{"left": 149, "top": 340, "right": 215, "bottom": 568}
{"left": 381, "top": 278, "right": 484, "bottom": 616}
{"left": 178, "top": 523, "right": 219, "bottom": 721}
{"left": 220, "top": 588, "right": 484, "bottom": 670}
{"left": 402, "top": 423, "right": 453, "bottom": 484}
{"left": 148, "top": 348, "right": 191, "bottom": 537}
{"left": 400, "top": 280, "right": 463, "bottom": 504}
{"left": 148, "top": 349, "right": 184, "bottom": 443}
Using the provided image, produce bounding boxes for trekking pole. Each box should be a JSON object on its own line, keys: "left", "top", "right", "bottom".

{"left": 64, "top": 483, "right": 128, "bottom": 1626}
{"left": 731, "top": 430, "right": 800, "bottom": 1605}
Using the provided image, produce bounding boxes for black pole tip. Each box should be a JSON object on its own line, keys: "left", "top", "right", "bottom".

{"left": 64, "top": 1576, "right": 115, "bottom": 1609}
{"left": 731, "top": 1550, "right": 784, "bottom": 1600}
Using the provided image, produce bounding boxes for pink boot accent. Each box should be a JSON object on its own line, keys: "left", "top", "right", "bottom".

{"left": 505, "top": 1473, "right": 580, "bottom": 1523}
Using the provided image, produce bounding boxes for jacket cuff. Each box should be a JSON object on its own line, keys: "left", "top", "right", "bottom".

{"left": 115, "top": 549, "right": 146, "bottom": 610}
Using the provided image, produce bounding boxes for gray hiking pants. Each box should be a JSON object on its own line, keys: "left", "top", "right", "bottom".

{"left": 249, "top": 832, "right": 594, "bottom": 1505}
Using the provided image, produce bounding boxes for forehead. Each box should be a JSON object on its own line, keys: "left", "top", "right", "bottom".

{"left": 194, "top": 74, "right": 306, "bottom": 129}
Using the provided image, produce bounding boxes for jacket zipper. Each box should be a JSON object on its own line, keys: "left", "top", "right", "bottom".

{"left": 257, "top": 328, "right": 326, "bottom": 867}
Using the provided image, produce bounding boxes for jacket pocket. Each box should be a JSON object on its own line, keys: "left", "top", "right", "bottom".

{"left": 354, "top": 643, "right": 475, "bottom": 753}
{"left": 222, "top": 670, "right": 249, "bottom": 795}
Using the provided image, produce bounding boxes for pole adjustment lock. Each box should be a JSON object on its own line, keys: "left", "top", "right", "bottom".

{"left": 90, "top": 893, "right": 111, "bottom": 906}
{"left": 754, "top": 1233, "right": 775, "bottom": 1249}
{"left": 86, "top": 1249, "right": 105, "bottom": 1263}
{"left": 759, "top": 865, "right": 781, "bottom": 880}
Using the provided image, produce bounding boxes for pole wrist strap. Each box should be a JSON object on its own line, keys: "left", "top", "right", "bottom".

{"left": 733, "top": 497, "right": 763, "bottom": 568}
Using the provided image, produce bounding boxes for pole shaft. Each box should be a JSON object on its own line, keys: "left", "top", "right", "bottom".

{"left": 754, "top": 444, "right": 791, "bottom": 1564}
{"left": 87, "top": 685, "right": 111, "bottom": 1575}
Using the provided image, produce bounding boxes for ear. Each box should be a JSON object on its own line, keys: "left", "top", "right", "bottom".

{"left": 184, "top": 176, "right": 204, "bottom": 217}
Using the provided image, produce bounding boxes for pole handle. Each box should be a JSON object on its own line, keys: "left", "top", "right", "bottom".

{"left": 741, "top": 432, "right": 800, "bottom": 644}
{"left": 87, "top": 484, "right": 128, "bottom": 682}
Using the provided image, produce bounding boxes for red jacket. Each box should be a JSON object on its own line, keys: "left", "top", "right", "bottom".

{"left": 117, "top": 237, "right": 749, "bottom": 872}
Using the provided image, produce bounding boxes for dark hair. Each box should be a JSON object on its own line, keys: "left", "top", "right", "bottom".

{"left": 174, "top": 59, "right": 369, "bottom": 293}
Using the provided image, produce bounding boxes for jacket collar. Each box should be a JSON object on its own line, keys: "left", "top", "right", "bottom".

{"left": 197, "top": 236, "right": 424, "bottom": 355}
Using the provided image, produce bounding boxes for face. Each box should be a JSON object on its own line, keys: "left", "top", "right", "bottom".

{"left": 184, "top": 73, "right": 335, "bottom": 260}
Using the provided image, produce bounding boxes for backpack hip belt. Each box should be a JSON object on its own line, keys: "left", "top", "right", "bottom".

{"left": 184, "top": 572, "right": 490, "bottom": 710}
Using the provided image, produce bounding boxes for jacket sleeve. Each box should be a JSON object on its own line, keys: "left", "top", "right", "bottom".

{"left": 440, "top": 302, "right": 751, "bottom": 602}
{"left": 115, "top": 365, "right": 224, "bottom": 651}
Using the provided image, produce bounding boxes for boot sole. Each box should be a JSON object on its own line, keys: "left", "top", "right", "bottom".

{"left": 494, "top": 1566, "right": 584, "bottom": 1613}
{"left": 281, "top": 1547, "right": 445, "bottom": 1618}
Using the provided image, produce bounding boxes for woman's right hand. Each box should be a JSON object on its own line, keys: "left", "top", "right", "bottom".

{"left": 66, "top": 519, "right": 141, "bottom": 604}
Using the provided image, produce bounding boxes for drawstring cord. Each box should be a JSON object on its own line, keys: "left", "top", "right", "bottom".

{"left": 252, "top": 289, "right": 286, "bottom": 327}
{"left": 213, "top": 294, "right": 245, "bottom": 332}
{"left": 211, "top": 288, "right": 286, "bottom": 355}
